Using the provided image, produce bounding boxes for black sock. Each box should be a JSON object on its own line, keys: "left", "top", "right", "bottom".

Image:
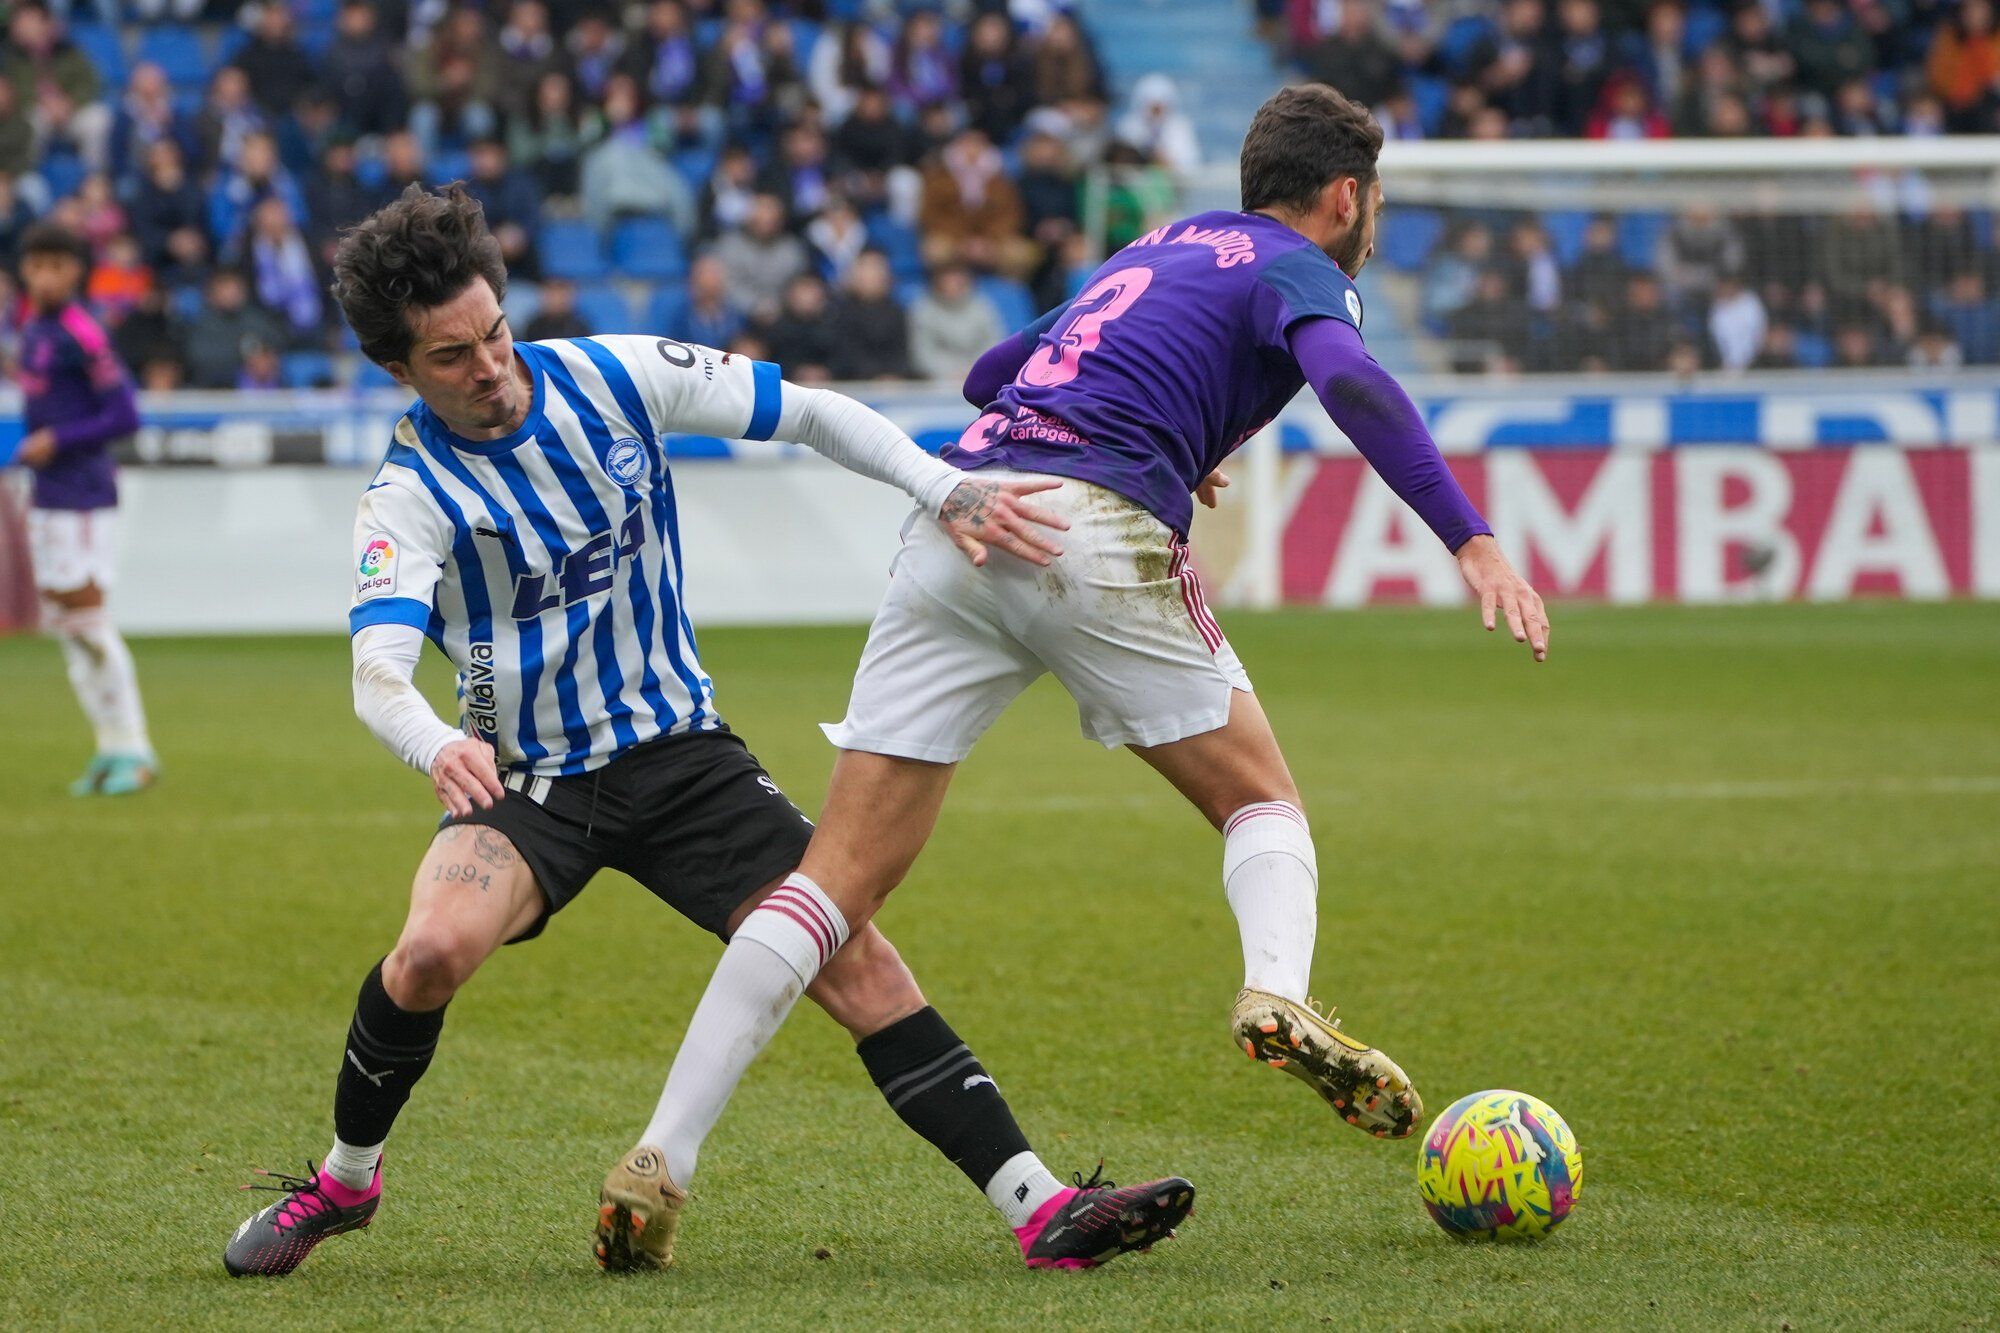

{"left": 333, "top": 960, "right": 448, "bottom": 1147}
{"left": 857, "top": 1006, "right": 1031, "bottom": 1190}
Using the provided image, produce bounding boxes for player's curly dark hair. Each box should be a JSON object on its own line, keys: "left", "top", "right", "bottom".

{"left": 1239, "top": 84, "right": 1383, "bottom": 217}
{"left": 331, "top": 183, "right": 507, "bottom": 366}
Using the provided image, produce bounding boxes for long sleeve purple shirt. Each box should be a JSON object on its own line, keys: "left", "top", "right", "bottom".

{"left": 943, "top": 209, "right": 1490, "bottom": 550}
{"left": 15, "top": 303, "right": 139, "bottom": 510}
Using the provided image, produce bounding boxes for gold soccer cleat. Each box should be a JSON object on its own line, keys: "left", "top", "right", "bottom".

{"left": 595, "top": 1145, "right": 688, "bottom": 1272}
{"left": 1231, "top": 988, "right": 1423, "bottom": 1139}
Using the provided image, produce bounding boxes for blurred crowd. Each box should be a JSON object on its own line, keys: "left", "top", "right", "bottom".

{"left": 0, "top": 0, "right": 1199, "bottom": 391}
{"left": 1254, "top": 0, "right": 2000, "bottom": 372}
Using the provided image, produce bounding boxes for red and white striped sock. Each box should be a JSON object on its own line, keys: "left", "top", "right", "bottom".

{"left": 640, "top": 874, "right": 849, "bottom": 1186}
{"left": 1222, "top": 802, "right": 1317, "bottom": 1002}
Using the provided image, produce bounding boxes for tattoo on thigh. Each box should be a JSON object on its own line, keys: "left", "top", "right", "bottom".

{"left": 473, "top": 828, "right": 519, "bottom": 872}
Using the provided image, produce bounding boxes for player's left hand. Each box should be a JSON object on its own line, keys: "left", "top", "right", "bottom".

{"left": 938, "top": 477, "right": 1070, "bottom": 568}
{"left": 15, "top": 428, "right": 57, "bottom": 468}
{"left": 1196, "top": 469, "right": 1230, "bottom": 509}
{"left": 1455, "top": 534, "right": 1549, "bottom": 662}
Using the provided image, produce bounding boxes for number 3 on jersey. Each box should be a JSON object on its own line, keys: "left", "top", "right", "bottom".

{"left": 1020, "top": 266, "right": 1153, "bottom": 388}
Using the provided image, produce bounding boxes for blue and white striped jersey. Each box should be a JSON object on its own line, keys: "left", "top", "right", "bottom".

{"left": 347, "top": 336, "right": 787, "bottom": 776}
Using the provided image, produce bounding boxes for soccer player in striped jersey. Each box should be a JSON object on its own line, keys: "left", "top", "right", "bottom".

{"left": 223, "top": 185, "right": 1192, "bottom": 1279}
{"left": 8, "top": 223, "right": 155, "bottom": 795}
{"left": 614, "top": 86, "right": 1553, "bottom": 1206}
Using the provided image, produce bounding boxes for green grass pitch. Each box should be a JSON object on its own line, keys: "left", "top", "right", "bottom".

{"left": 3, "top": 603, "right": 1997, "bottom": 1330}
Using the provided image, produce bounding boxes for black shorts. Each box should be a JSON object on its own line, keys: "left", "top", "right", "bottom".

{"left": 440, "top": 728, "right": 815, "bottom": 943}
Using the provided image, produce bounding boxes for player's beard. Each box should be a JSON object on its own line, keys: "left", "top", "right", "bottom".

{"left": 1330, "top": 221, "right": 1371, "bottom": 278}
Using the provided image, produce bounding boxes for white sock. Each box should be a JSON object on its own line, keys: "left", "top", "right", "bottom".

{"left": 1222, "top": 802, "right": 1318, "bottom": 1002}
{"left": 639, "top": 874, "right": 849, "bottom": 1186}
{"left": 985, "top": 1150, "right": 1066, "bottom": 1230}
{"left": 323, "top": 1137, "right": 383, "bottom": 1191}
{"left": 51, "top": 606, "right": 151, "bottom": 755}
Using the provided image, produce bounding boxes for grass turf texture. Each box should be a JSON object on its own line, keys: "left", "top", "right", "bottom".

{"left": 3, "top": 603, "right": 1997, "bottom": 1331}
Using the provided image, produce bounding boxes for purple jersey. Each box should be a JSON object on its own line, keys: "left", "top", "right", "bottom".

{"left": 14, "top": 303, "right": 138, "bottom": 511}
{"left": 944, "top": 210, "right": 1363, "bottom": 535}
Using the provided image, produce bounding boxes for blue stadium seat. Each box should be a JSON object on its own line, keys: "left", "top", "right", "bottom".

{"left": 672, "top": 145, "right": 719, "bottom": 191}
{"left": 1793, "top": 332, "right": 1832, "bottom": 369}
{"left": 1617, "top": 212, "right": 1667, "bottom": 270}
{"left": 539, "top": 220, "right": 609, "bottom": 281}
{"left": 895, "top": 277, "right": 929, "bottom": 309}
{"left": 1436, "top": 15, "right": 1496, "bottom": 77}
{"left": 503, "top": 281, "right": 544, "bottom": 328}
{"left": 575, "top": 282, "right": 636, "bottom": 334}
{"left": 355, "top": 358, "right": 401, "bottom": 390}
{"left": 1682, "top": 5, "right": 1728, "bottom": 57}
{"left": 430, "top": 150, "right": 472, "bottom": 185}
{"left": 136, "top": 25, "right": 211, "bottom": 90}
{"left": 1542, "top": 210, "right": 1594, "bottom": 267}
{"left": 1408, "top": 74, "right": 1450, "bottom": 137}
{"left": 1378, "top": 206, "right": 1444, "bottom": 271}
{"left": 610, "top": 218, "right": 688, "bottom": 280}
{"left": 214, "top": 25, "right": 249, "bottom": 64}
{"left": 645, "top": 285, "right": 690, "bottom": 335}
{"left": 281, "top": 351, "right": 335, "bottom": 389}
{"left": 976, "top": 275, "right": 1035, "bottom": 332}
{"left": 67, "top": 23, "right": 126, "bottom": 86}
{"left": 39, "top": 151, "right": 87, "bottom": 203}
{"left": 868, "top": 215, "right": 925, "bottom": 280}
{"left": 169, "top": 285, "right": 206, "bottom": 321}
{"left": 788, "top": 19, "right": 822, "bottom": 67}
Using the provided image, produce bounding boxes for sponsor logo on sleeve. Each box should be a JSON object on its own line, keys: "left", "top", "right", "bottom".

{"left": 357, "top": 534, "right": 397, "bottom": 596}
{"left": 1346, "top": 289, "right": 1364, "bottom": 327}
{"left": 656, "top": 339, "right": 697, "bottom": 369}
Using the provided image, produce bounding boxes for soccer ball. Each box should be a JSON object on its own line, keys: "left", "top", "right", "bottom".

{"left": 1416, "top": 1089, "right": 1583, "bottom": 1240}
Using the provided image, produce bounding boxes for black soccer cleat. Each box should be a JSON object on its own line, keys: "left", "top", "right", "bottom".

{"left": 223, "top": 1160, "right": 380, "bottom": 1277}
{"left": 1016, "top": 1164, "right": 1195, "bottom": 1269}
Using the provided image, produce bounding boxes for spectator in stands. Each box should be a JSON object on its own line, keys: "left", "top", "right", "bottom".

{"left": 806, "top": 193, "right": 869, "bottom": 287}
{"left": 1090, "top": 137, "right": 1177, "bottom": 251}
{"left": 1932, "top": 269, "right": 2000, "bottom": 363}
{"left": 408, "top": 4, "right": 503, "bottom": 157}
{"left": 72, "top": 171, "right": 123, "bottom": 256}
{"left": 1832, "top": 78, "right": 1896, "bottom": 136}
{"left": 680, "top": 254, "right": 745, "bottom": 349}
{"left": 1928, "top": 0, "right": 2000, "bottom": 131}
{"left": 760, "top": 121, "right": 834, "bottom": 228}
{"left": 498, "top": 2, "right": 568, "bottom": 124}
{"left": 1614, "top": 272, "right": 1674, "bottom": 370}
{"left": 1909, "top": 319, "right": 1966, "bottom": 370}
{"left": 0, "top": 79, "right": 34, "bottom": 181}
{"left": 1822, "top": 204, "right": 1904, "bottom": 310}
{"left": 108, "top": 63, "right": 196, "bottom": 187}
{"left": 465, "top": 138, "right": 541, "bottom": 280}
{"left": 0, "top": 171, "right": 35, "bottom": 270}
{"left": 1551, "top": 0, "right": 1614, "bottom": 134}
{"left": 908, "top": 260, "right": 1002, "bottom": 382}
{"left": 1426, "top": 220, "right": 1494, "bottom": 329}
{"left": 1030, "top": 12, "right": 1107, "bottom": 111}
{"left": 1448, "top": 268, "right": 1528, "bottom": 374}
{"left": 831, "top": 83, "right": 918, "bottom": 218}
{"left": 1671, "top": 44, "right": 1744, "bottom": 137}
{"left": 304, "top": 136, "right": 392, "bottom": 264}
{"left": 87, "top": 232, "right": 151, "bottom": 321}
{"left": 195, "top": 65, "right": 265, "bottom": 177}
{"left": 230, "top": 3, "right": 320, "bottom": 119}
{"left": 701, "top": 6, "right": 805, "bottom": 138}
{"left": 1508, "top": 218, "right": 1563, "bottom": 317}
{"left": 183, "top": 268, "right": 282, "bottom": 389}
{"left": 247, "top": 197, "right": 322, "bottom": 342}
{"left": 209, "top": 130, "right": 304, "bottom": 257}
{"left": 758, "top": 272, "right": 839, "bottom": 382}
{"left": 237, "top": 335, "right": 283, "bottom": 390}
{"left": 960, "top": 12, "right": 1035, "bottom": 145}
{"left": 567, "top": 10, "right": 628, "bottom": 103}
{"left": 1567, "top": 214, "right": 1632, "bottom": 310}
{"left": 621, "top": 0, "right": 715, "bottom": 148}
{"left": 4, "top": 3, "right": 112, "bottom": 171}
{"left": 1708, "top": 272, "right": 1767, "bottom": 371}
{"left": 510, "top": 70, "right": 586, "bottom": 200}
{"left": 710, "top": 191, "right": 809, "bottom": 319}
{"left": 322, "top": 1, "right": 410, "bottom": 141}
{"left": 579, "top": 75, "right": 694, "bottom": 237}
{"left": 1474, "top": 0, "right": 1564, "bottom": 135}
{"left": 699, "top": 142, "right": 761, "bottom": 241}
{"left": 1115, "top": 74, "right": 1202, "bottom": 178}
{"left": 381, "top": 129, "right": 428, "bottom": 195}
{"left": 1830, "top": 319, "right": 1881, "bottom": 368}
{"left": 1750, "top": 323, "right": 1800, "bottom": 370}
{"left": 1789, "top": 0, "right": 1875, "bottom": 100}
{"left": 1631, "top": 0, "right": 1688, "bottom": 109}
{"left": 890, "top": 9, "right": 958, "bottom": 112}
{"left": 112, "top": 285, "right": 185, "bottom": 389}
{"left": 1725, "top": 0, "right": 1795, "bottom": 98}
{"left": 1301, "top": 2, "right": 1402, "bottom": 113}
{"left": 831, "top": 249, "right": 912, "bottom": 381}
{"left": 1656, "top": 204, "right": 1743, "bottom": 312}
{"left": 811, "top": 22, "right": 893, "bottom": 127}
{"left": 1015, "top": 127, "right": 1081, "bottom": 309}
{"left": 919, "top": 127, "right": 1035, "bottom": 281}
{"left": 522, "top": 277, "right": 591, "bottom": 342}
{"left": 1585, "top": 71, "right": 1667, "bottom": 137}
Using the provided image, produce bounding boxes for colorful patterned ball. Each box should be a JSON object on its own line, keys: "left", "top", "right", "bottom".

{"left": 1416, "top": 1090, "right": 1583, "bottom": 1240}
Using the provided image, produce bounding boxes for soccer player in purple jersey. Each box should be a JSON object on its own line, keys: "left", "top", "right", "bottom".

{"left": 8, "top": 223, "right": 155, "bottom": 796}
{"left": 608, "top": 85, "right": 1550, "bottom": 1211}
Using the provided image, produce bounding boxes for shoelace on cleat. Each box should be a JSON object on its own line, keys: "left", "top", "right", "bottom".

{"left": 1303, "top": 997, "right": 1344, "bottom": 1031}
{"left": 242, "top": 1160, "right": 336, "bottom": 1232}
{"left": 1068, "top": 1160, "right": 1114, "bottom": 1194}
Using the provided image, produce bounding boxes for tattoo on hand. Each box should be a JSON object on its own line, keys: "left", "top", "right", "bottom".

{"left": 940, "top": 481, "right": 998, "bottom": 529}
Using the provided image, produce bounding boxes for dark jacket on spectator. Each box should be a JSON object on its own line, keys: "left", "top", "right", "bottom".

{"left": 830, "top": 293, "right": 912, "bottom": 380}
{"left": 320, "top": 31, "right": 410, "bottom": 138}
{"left": 231, "top": 36, "right": 320, "bottom": 116}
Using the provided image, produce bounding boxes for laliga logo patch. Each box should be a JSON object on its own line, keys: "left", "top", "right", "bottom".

{"left": 357, "top": 534, "right": 397, "bottom": 594}
{"left": 1346, "top": 289, "right": 1363, "bottom": 327}
{"left": 607, "top": 437, "right": 647, "bottom": 486}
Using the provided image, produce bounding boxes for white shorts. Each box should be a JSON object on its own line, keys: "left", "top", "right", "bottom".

{"left": 824, "top": 474, "right": 1251, "bottom": 762}
{"left": 26, "top": 507, "right": 118, "bottom": 594}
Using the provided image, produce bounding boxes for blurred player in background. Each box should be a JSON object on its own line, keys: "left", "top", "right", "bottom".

{"left": 8, "top": 223, "right": 155, "bottom": 796}
{"left": 616, "top": 85, "right": 1554, "bottom": 1201}
{"left": 223, "top": 185, "right": 1192, "bottom": 1280}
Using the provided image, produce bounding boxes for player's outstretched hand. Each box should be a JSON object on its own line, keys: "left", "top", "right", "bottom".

{"left": 431, "top": 737, "right": 506, "bottom": 817}
{"left": 1456, "top": 534, "right": 1550, "bottom": 662}
{"left": 1196, "top": 469, "right": 1231, "bottom": 509}
{"left": 938, "top": 477, "right": 1070, "bottom": 568}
